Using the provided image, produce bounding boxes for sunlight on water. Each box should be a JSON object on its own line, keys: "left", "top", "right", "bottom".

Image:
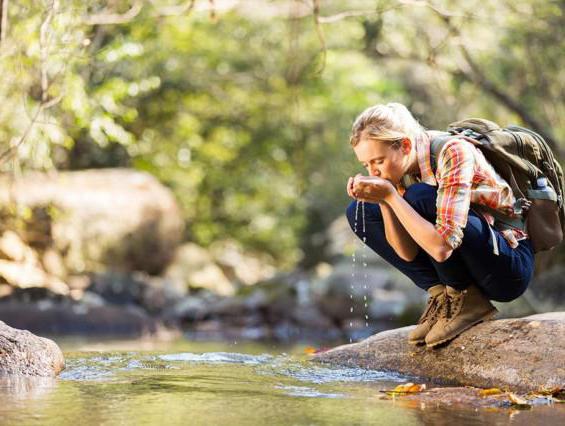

{"left": 2, "top": 340, "right": 564, "bottom": 426}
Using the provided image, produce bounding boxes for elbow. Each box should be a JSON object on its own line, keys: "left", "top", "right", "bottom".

{"left": 396, "top": 248, "right": 419, "bottom": 263}
{"left": 432, "top": 246, "right": 453, "bottom": 263}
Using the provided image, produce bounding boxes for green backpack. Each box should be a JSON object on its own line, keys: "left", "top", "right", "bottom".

{"left": 430, "top": 118, "right": 564, "bottom": 253}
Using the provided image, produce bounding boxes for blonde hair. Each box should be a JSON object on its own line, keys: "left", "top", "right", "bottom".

{"left": 349, "top": 103, "right": 425, "bottom": 147}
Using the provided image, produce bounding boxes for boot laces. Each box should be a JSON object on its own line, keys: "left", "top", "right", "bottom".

{"left": 418, "top": 292, "right": 444, "bottom": 324}
{"left": 442, "top": 291, "right": 464, "bottom": 320}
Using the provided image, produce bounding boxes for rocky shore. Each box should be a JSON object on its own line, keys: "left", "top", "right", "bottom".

{"left": 313, "top": 312, "right": 565, "bottom": 392}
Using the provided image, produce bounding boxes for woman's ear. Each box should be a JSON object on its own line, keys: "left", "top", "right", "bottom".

{"left": 401, "top": 138, "right": 412, "bottom": 154}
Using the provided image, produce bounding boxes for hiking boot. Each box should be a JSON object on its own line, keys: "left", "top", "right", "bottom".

{"left": 408, "top": 284, "right": 446, "bottom": 345}
{"left": 425, "top": 284, "right": 498, "bottom": 348}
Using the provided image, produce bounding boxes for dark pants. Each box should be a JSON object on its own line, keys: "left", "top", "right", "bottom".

{"left": 346, "top": 183, "right": 534, "bottom": 302}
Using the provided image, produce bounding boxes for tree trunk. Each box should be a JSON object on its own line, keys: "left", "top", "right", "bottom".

{"left": 0, "top": 0, "right": 8, "bottom": 43}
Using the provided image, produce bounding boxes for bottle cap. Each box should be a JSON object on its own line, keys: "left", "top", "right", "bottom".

{"left": 536, "top": 177, "right": 548, "bottom": 188}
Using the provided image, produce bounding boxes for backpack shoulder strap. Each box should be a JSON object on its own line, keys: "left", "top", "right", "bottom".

{"left": 429, "top": 132, "right": 455, "bottom": 173}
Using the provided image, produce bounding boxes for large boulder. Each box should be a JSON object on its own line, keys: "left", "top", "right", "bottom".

{"left": 313, "top": 312, "right": 565, "bottom": 392}
{"left": 0, "top": 321, "right": 65, "bottom": 377}
{"left": 0, "top": 169, "right": 183, "bottom": 276}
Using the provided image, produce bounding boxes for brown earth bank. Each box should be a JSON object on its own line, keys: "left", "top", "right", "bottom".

{"left": 313, "top": 312, "right": 565, "bottom": 393}
{"left": 0, "top": 321, "right": 65, "bottom": 377}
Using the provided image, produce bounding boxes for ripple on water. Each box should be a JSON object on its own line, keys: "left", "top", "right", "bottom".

{"left": 274, "top": 384, "right": 344, "bottom": 399}
{"left": 263, "top": 359, "right": 407, "bottom": 385}
{"left": 60, "top": 351, "right": 407, "bottom": 390}
{"left": 158, "top": 352, "right": 274, "bottom": 365}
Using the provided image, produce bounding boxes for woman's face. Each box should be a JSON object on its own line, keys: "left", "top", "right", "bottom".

{"left": 353, "top": 137, "right": 411, "bottom": 185}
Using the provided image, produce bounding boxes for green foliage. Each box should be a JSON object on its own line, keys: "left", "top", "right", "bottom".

{"left": 1, "top": 0, "right": 563, "bottom": 269}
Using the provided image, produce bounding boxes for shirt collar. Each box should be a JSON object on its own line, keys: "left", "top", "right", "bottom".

{"left": 415, "top": 132, "right": 437, "bottom": 186}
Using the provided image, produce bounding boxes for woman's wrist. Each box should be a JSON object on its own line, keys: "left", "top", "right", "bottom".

{"left": 383, "top": 188, "right": 401, "bottom": 206}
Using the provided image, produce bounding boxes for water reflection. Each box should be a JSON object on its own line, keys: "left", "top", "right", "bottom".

{"left": 1, "top": 341, "right": 564, "bottom": 425}
{"left": 0, "top": 376, "right": 57, "bottom": 401}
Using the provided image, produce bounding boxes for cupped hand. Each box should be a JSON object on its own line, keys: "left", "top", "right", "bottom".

{"left": 349, "top": 175, "right": 396, "bottom": 203}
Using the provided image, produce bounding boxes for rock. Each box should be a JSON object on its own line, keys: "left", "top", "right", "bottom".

{"left": 0, "top": 294, "right": 166, "bottom": 337}
{"left": 313, "top": 314, "right": 565, "bottom": 392}
{"left": 311, "top": 260, "right": 425, "bottom": 322}
{"left": 41, "top": 248, "right": 67, "bottom": 278}
{"left": 0, "top": 320, "right": 65, "bottom": 377}
{"left": 164, "top": 295, "right": 211, "bottom": 322}
{"left": 0, "top": 231, "right": 33, "bottom": 262}
{"left": 86, "top": 271, "right": 185, "bottom": 314}
{"left": 164, "top": 243, "right": 236, "bottom": 296}
{"left": 0, "top": 259, "right": 68, "bottom": 295}
{"left": 0, "top": 284, "right": 12, "bottom": 298}
{"left": 209, "top": 240, "right": 276, "bottom": 286}
{"left": 0, "top": 169, "right": 183, "bottom": 275}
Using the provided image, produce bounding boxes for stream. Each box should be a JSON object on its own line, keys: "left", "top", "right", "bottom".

{"left": 1, "top": 337, "right": 563, "bottom": 425}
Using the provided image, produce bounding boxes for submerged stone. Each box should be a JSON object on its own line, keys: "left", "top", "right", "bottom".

{"left": 313, "top": 313, "right": 565, "bottom": 392}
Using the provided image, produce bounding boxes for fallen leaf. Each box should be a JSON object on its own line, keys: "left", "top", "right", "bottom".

{"left": 507, "top": 392, "right": 528, "bottom": 405}
{"left": 479, "top": 388, "right": 503, "bottom": 397}
{"left": 304, "top": 347, "right": 317, "bottom": 355}
{"left": 506, "top": 392, "right": 531, "bottom": 409}
{"left": 385, "top": 383, "right": 427, "bottom": 394}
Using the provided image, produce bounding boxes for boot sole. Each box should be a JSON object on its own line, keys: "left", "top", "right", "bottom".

{"left": 425, "top": 309, "right": 498, "bottom": 348}
{"left": 408, "top": 338, "right": 426, "bottom": 346}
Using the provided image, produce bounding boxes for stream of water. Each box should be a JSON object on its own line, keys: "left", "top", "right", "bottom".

{"left": 1, "top": 338, "right": 563, "bottom": 425}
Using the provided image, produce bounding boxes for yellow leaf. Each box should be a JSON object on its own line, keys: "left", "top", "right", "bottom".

{"left": 304, "top": 347, "right": 317, "bottom": 355}
{"left": 479, "top": 388, "right": 503, "bottom": 397}
{"left": 507, "top": 392, "right": 529, "bottom": 406}
{"left": 391, "top": 383, "right": 426, "bottom": 393}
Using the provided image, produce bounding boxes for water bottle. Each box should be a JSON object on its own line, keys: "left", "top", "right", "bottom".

{"left": 527, "top": 175, "right": 562, "bottom": 252}
{"left": 533, "top": 177, "right": 557, "bottom": 202}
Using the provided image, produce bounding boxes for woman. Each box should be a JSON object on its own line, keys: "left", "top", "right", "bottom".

{"left": 346, "top": 103, "right": 534, "bottom": 347}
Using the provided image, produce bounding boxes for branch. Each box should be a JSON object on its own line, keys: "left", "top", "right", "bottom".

{"left": 0, "top": 0, "right": 64, "bottom": 165}
{"left": 149, "top": 0, "right": 195, "bottom": 17}
{"left": 311, "top": 0, "right": 326, "bottom": 74}
{"left": 83, "top": 1, "right": 143, "bottom": 25}
{"left": 0, "top": 0, "right": 8, "bottom": 44}
{"left": 356, "top": 0, "right": 558, "bottom": 151}
{"left": 424, "top": 4, "right": 559, "bottom": 150}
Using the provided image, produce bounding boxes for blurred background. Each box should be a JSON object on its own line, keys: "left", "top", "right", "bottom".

{"left": 0, "top": 0, "right": 563, "bottom": 345}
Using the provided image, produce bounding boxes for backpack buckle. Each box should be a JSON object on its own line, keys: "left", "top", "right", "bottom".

{"left": 514, "top": 198, "right": 532, "bottom": 215}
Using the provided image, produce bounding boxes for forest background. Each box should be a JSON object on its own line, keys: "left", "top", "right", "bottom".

{"left": 0, "top": 0, "right": 563, "bottom": 305}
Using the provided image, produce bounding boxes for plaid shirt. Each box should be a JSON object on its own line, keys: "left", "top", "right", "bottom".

{"left": 410, "top": 133, "right": 528, "bottom": 250}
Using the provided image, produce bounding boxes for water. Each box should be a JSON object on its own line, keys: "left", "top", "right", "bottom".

{"left": 0, "top": 338, "right": 562, "bottom": 425}
{"left": 351, "top": 201, "right": 371, "bottom": 342}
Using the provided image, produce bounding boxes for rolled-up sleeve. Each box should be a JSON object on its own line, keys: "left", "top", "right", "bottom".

{"left": 435, "top": 140, "right": 475, "bottom": 250}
